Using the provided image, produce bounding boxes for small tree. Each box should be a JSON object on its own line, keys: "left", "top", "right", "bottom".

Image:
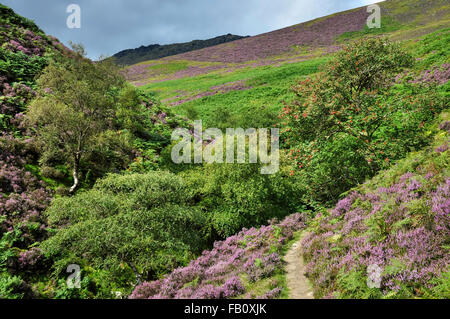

{"left": 26, "top": 46, "right": 133, "bottom": 193}
{"left": 41, "top": 171, "right": 208, "bottom": 289}
{"left": 280, "top": 38, "right": 444, "bottom": 204}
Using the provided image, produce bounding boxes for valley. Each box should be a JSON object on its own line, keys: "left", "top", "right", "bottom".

{"left": 0, "top": 0, "right": 448, "bottom": 300}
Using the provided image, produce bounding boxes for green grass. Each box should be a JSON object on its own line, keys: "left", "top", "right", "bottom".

{"left": 141, "top": 57, "right": 328, "bottom": 129}
{"left": 144, "top": 57, "right": 326, "bottom": 97}
{"left": 146, "top": 61, "right": 190, "bottom": 75}
{"left": 408, "top": 28, "right": 450, "bottom": 68}
{"left": 130, "top": 59, "right": 226, "bottom": 83}
{"left": 24, "top": 164, "right": 71, "bottom": 190}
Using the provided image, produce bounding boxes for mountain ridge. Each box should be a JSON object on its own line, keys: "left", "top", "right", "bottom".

{"left": 112, "top": 33, "right": 249, "bottom": 65}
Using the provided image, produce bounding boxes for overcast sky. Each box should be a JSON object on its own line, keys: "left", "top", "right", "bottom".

{"left": 2, "top": 0, "right": 383, "bottom": 59}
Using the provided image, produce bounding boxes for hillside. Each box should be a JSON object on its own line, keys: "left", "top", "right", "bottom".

{"left": 124, "top": 0, "right": 450, "bottom": 124}
{"left": 0, "top": 3, "right": 73, "bottom": 298}
{"left": 302, "top": 112, "right": 450, "bottom": 299}
{"left": 120, "top": 0, "right": 449, "bottom": 300}
{"left": 125, "top": 0, "right": 450, "bottom": 73}
{"left": 0, "top": 0, "right": 449, "bottom": 301}
{"left": 112, "top": 33, "right": 248, "bottom": 66}
{"left": 0, "top": 4, "right": 189, "bottom": 299}
{"left": 162, "top": 0, "right": 450, "bottom": 63}
{"left": 128, "top": 111, "right": 449, "bottom": 300}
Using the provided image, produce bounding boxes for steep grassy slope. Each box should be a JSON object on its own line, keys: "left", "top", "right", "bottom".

{"left": 122, "top": 0, "right": 449, "bottom": 131}
{"left": 126, "top": 0, "right": 450, "bottom": 85}
{"left": 302, "top": 112, "right": 450, "bottom": 299}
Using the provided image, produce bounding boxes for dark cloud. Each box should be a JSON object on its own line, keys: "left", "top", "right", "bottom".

{"left": 2, "top": 0, "right": 383, "bottom": 59}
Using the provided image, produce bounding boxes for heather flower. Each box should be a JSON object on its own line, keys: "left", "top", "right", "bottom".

{"left": 129, "top": 280, "right": 162, "bottom": 299}
{"left": 258, "top": 287, "right": 282, "bottom": 299}
{"left": 303, "top": 168, "right": 450, "bottom": 298}
{"left": 222, "top": 276, "right": 245, "bottom": 298}
{"left": 130, "top": 213, "right": 306, "bottom": 299}
{"left": 18, "top": 247, "right": 44, "bottom": 270}
{"left": 435, "top": 143, "right": 448, "bottom": 153}
{"left": 332, "top": 196, "right": 354, "bottom": 217}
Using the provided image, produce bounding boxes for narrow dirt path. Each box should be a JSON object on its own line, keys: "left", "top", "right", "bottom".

{"left": 285, "top": 232, "right": 314, "bottom": 299}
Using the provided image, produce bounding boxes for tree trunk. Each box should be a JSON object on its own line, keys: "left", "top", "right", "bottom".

{"left": 69, "top": 156, "right": 80, "bottom": 194}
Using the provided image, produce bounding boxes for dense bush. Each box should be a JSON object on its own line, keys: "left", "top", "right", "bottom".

{"left": 41, "top": 171, "right": 207, "bottom": 288}
{"left": 182, "top": 161, "right": 305, "bottom": 238}
{"left": 40, "top": 159, "right": 305, "bottom": 296}
{"left": 280, "top": 38, "right": 446, "bottom": 205}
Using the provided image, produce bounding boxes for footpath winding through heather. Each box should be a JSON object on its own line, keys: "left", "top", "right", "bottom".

{"left": 285, "top": 232, "right": 314, "bottom": 299}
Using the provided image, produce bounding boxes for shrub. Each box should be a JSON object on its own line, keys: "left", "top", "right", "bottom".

{"left": 0, "top": 273, "right": 24, "bottom": 299}
{"left": 41, "top": 171, "right": 208, "bottom": 289}
{"left": 182, "top": 161, "right": 304, "bottom": 237}
{"left": 280, "top": 37, "right": 446, "bottom": 205}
